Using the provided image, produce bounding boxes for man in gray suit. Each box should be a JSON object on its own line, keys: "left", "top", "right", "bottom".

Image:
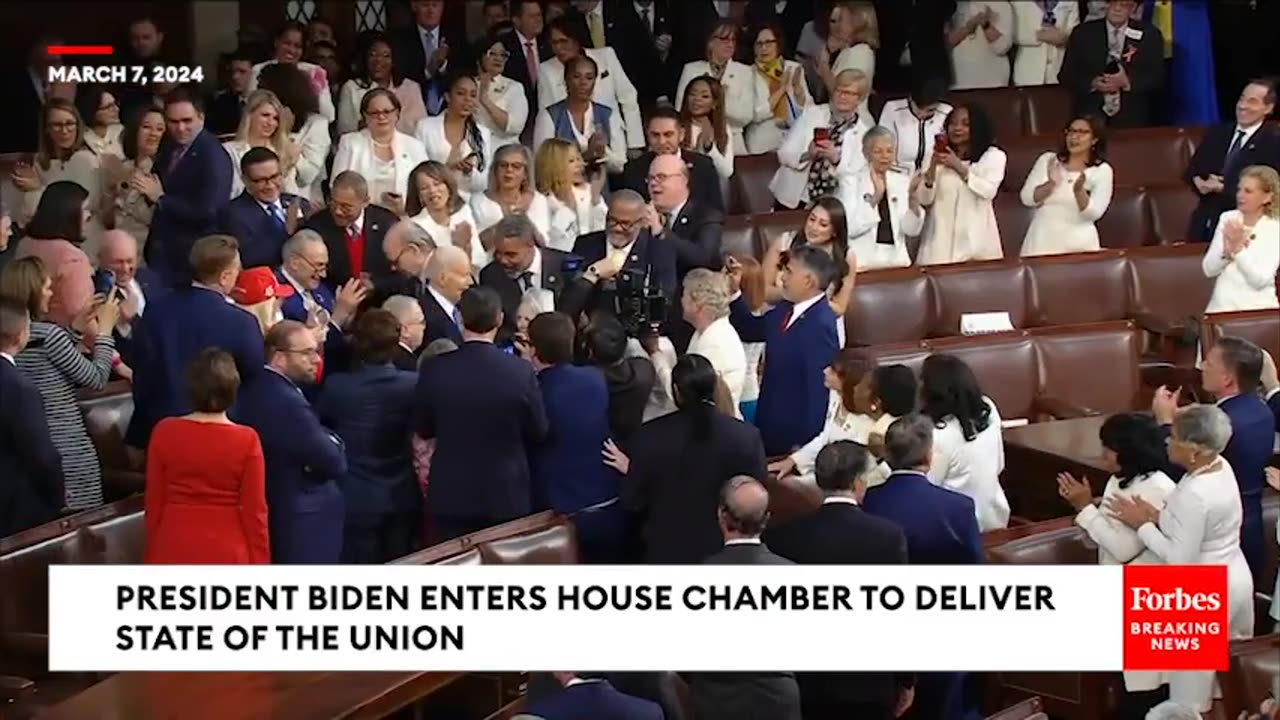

{"left": 690, "top": 476, "right": 802, "bottom": 720}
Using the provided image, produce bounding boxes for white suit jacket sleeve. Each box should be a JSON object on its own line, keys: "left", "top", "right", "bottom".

{"left": 777, "top": 107, "right": 819, "bottom": 170}
{"left": 498, "top": 81, "right": 530, "bottom": 137}
{"left": 532, "top": 110, "right": 555, "bottom": 151}
{"left": 604, "top": 111, "right": 628, "bottom": 173}
{"left": 606, "top": 50, "right": 645, "bottom": 149}
{"left": 1137, "top": 488, "right": 1208, "bottom": 565}
{"left": 966, "top": 147, "right": 1006, "bottom": 200}
{"left": 293, "top": 114, "right": 332, "bottom": 190}
{"left": 336, "top": 81, "right": 362, "bottom": 136}
{"left": 1079, "top": 162, "right": 1114, "bottom": 222}
{"left": 1020, "top": 152, "right": 1053, "bottom": 207}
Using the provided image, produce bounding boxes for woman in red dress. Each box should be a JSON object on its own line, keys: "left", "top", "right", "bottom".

{"left": 144, "top": 349, "right": 270, "bottom": 564}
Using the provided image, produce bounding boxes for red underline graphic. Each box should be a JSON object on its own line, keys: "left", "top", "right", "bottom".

{"left": 49, "top": 45, "right": 115, "bottom": 56}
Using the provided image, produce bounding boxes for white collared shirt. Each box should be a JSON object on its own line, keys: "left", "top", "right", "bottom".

{"left": 633, "top": 1, "right": 655, "bottom": 32}
{"left": 687, "top": 315, "right": 747, "bottom": 414}
{"left": 723, "top": 537, "right": 763, "bottom": 546}
{"left": 419, "top": 25, "right": 439, "bottom": 54}
{"left": 428, "top": 285, "right": 458, "bottom": 325}
{"left": 785, "top": 293, "right": 825, "bottom": 330}
{"left": 1, "top": 351, "right": 14, "bottom": 366}
{"left": 823, "top": 496, "right": 859, "bottom": 506}
{"left": 281, "top": 266, "right": 321, "bottom": 314}
{"left": 258, "top": 197, "right": 285, "bottom": 221}
{"left": 1231, "top": 122, "right": 1262, "bottom": 156}
{"left": 350, "top": 210, "right": 365, "bottom": 237}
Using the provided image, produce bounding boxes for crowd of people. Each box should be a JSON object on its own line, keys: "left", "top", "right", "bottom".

{"left": 0, "top": 1, "right": 1279, "bottom": 719}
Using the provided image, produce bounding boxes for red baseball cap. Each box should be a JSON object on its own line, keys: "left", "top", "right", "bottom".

{"left": 231, "top": 267, "right": 295, "bottom": 305}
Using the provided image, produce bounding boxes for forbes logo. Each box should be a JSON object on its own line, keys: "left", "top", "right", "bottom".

{"left": 1123, "top": 565, "right": 1230, "bottom": 672}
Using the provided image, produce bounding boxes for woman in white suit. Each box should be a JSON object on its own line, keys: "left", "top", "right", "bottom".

{"left": 1011, "top": 0, "right": 1079, "bottom": 86}
{"left": 406, "top": 161, "right": 486, "bottom": 270}
{"left": 472, "top": 36, "right": 529, "bottom": 150}
{"left": 1020, "top": 115, "right": 1114, "bottom": 256}
{"left": 250, "top": 21, "right": 336, "bottom": 123}
{"left": 470, "top": 144, "right": 553, "bottom": 249}
{"left": 1202, "top": 165, "right": 1280, "bottom": 313}
{"left": 1110, "top": 405, "right": 1255, "bottom": 714}
{"left": 770, "top": 69, "right": 873, "bottom": 210}
{"left": 745, "top": 23, "right": 811, "bottom": 154}
{"left": 537, "top": 17, "right": 644, "bottom": 153}
{"left": 915, "top": 104, "right": 1007, "bottom": 265}
{"left": 679, "top": 77, "right": 735, "bottom": 180}
{"left": 414, "top": 75, "right": 494, "bottom": 202}
{"left": 948, "top": 1, "right": 1015, "bottom": 89}
{"left": 331, "top": 89, "right": 428, "bottom": 216}
{"left": 818, "top": 1, "right": 878, "bottom": 117}
{"left": 335, "top": 32, "right": 428, "bottom": 136}
{"left": 844, "top": 127, "right": 924, "bottom": 270}
{"left": 676, "top": 21, "right": 770, "bottom": 157}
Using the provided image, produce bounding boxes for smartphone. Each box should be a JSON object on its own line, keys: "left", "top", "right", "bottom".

{"left": 92, "top": 269, "right": 116, "bottom": 297}
{"left": 934, "top": 133, "right": 950, "bottom": 153}
{"left": 813, "top": 127, "right": 831, "bottom": 143}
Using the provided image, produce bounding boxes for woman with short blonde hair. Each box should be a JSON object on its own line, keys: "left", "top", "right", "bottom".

{"left": 223, "top": 89, "right": 300, "bottom": 198}
{"left": 534, "top": 138, "right": 605, "bottom": 251}
{"left": 1202, "top": 164, "right": 1279, "bottom": 314}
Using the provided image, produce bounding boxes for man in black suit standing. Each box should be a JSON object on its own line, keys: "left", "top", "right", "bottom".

{"left": 0, "top": 299, "right": 64, "bottom": 537}
{"left": 206, "top": 50, "right": 255, "bottom": 137}
{"left": 395, "top": 0, "right": 465, "bottom": 116}
{"left": 479, "top": 215, "right": 570, "bottom": 343}
{"left": 502, "top": 0, "right": 553, "bottom": 139}
{"left": 692, "top": 475, "right": 803, "bottom": 720}
{"left": 0, "top": 39, "right": 59, "bottom": 153}
{"left": 621, "top": 108, "right": 725, "bottom": 211}
{"left": 1184, "top": 78, "right": 1280, "bottom": 242}
{"left": 414, "top": 286, "right": 549, "bottom": 542}
{"left": 765, "top": 441, "right": 914, "bottom": 720}
{"left": 1059, "top": 0, "right": 1165, "bottom": 129}
{"left": 303, "top": 171, "right": 396, "bottom": 288}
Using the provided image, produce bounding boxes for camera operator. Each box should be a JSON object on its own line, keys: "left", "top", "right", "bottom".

{"left": 478, "top": 215, "right": 571, "bottom": 345}
{"left": 580, "top": 313, "right": 656, "bottom": 444}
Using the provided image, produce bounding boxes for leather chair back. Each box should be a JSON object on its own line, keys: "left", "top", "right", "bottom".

{"left": 1001, "top": 136, "right": 1046, "bottom": 192}
{"left": 0, "top": 497, "right": 143, "bottom": 554}
{"left": 1217, "top": 634, "right": 1280, "bottom": 719}
{"left": 388, "top": 511, "right": 561, "bottom": 565}
{"left": 846, "top": 268, "right": 934, "bottom": 346}
{"left": 720, "top": 215, "right": 757, "bottom": 260}
{"left": 1097, "top": 186, "right": 1152, "bottom": 248}
{"left": 764, "top": 473, "right": 823, "bottom": 527}
{"left": 927, "top": 332, "right": 1040, "bottom": 420}
{"left": 79, "top": 387, "right": 135, "bottom": 473}
{"left": 986, "top": 696, "right": 1048, "bottom": 720}
{"left": 927, "top": 261, "right": 1032, "bottom": 337}
{"left": 1032, "top": 322, "right": 1141, "bottom": 416}
{"left": 1026, "top": 251, "right": 1131, "bottom": 327}
{"left": 1201, "top": 309, "right": 1280, "bottom": 361}
{"left": 993, "top": 192, "right": 1034, "bottom": 257}
{"left": 754, "top": 210, "right": 808, "bottom": 257}
{"left": 986, "top": 526, "right": 1098, "bottom": 565}
{"left": 1146, "top": 186, "right": 1200, "bottom": 245}
{"left": 1107, "top": 127, "right": 1194, "bottom": 187}
{"left": 945, "top": 88, "right": 1026, "bottom": 142}
{"left": 1126, "top": 245, "right": 1214, "bottom": 330}
{"left": 1022, "top": 85, "right": 1073, "bottom": 135}
{"left": 433, "top": 548, "right": 482, "bottom": 565}
{"left": 864, "top": 341, "right": 931, "bottom": 372}
{"left": 730, "top": 154, "right": 781, "bottom": 215}
{"left": 477, "top": 523, "right": 579, "bottom": 565}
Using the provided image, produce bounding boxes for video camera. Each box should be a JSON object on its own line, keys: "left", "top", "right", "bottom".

{"left": 614, "top": 266, "right": 667, "bottom": 339}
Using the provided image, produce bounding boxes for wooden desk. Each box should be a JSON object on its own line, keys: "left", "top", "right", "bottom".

{"left": 39, "top": 670, "right": 467, "bottom": 720}
{"left": 1002, "top": 416, "right": 1110, "bottom": 522}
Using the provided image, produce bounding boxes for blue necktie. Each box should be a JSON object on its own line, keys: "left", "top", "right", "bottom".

{"left": 451, "top": 307, "right": 463, "bottom": 329}
{"left": 1224, "top": 130, "right": 1246, "bottom": 166}
{"left": 269, "top": 203, "right": 286, "bottom": 230}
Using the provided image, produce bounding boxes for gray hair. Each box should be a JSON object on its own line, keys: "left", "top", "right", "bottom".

{"left": 492, "top": 214, "right": 539, "bottom": 247}
{"left": 1144, "top": 701, "right": 1202, "bottom": 720}
{"left": 1171, "top": 404, "right": 1233, "bottom": 455}
{"left": 489, "top": 144, "right": 533, "bottom": 192}
{"left": 381, "top": 294, "right": 423, "bottom": 323}
{"left": 682, "top": 268, "right": 731, "bottom": 319}
{"left": 884, "top": 414, "right": 935, "bottom": 471}
{"left": 834, "top": 68, "right": 869, "bottom": 92}
{"left": 518, "top": 289, "right": 553, "bottom": 317}
{"left": 418, "top": 338, "right": 459, "bottom": 370}
{"left": 395, "top": 220, "right": 437, "bottom": 253}
{"left": 282, "top": 229, "right": 325, "bottom": 259}
{"left": 609, "top": 188, "right": 646, "bottom": 207}
{"left": 426, "top": 244, "right": 469, "bottom": 283}
{"left": 719, "top": 476, "right": 770, "bottom": 536}
{"left": 863, "top": 125, "right": 894, "bottom": 152}
{"left": 330, "top": 170, "right": 369, "bottom": 199}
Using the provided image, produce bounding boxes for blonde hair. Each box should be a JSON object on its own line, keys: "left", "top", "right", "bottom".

{"left": 837, "top": 1, "right": 880, "bottom": 49}
{"left": 534, "top": 138, "right": 578, "bottom": 207}
{"left": 235, "top": 90, "right": 295, "bottom": 161}
{"left": 240, "top": 298, "right": 281, "bottom": 336}
{"left": 1239, "top": 165, "right": 1280, "bottom": 219}
{"left": 683, "top": 268, "right": 732, "bottom": 319}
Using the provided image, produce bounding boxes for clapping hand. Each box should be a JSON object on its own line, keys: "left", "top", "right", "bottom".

{"left": 722, "top": 255, "right": 744, "bottom": 293}
{"left": 130, "top": 172, "right": 163, "bottom": 203}
{"left": 1056, "top": 472, "right": 1094, "bottom": 511}
{"left": 331, "top": 278, "right": 369, "bottom": 328}
{"left": 450, "top": 222, "right": 474, "bottom": 250}
{"left": 982, "top": 9, "right": 1003, "bottom": 43}
{"left": 1047, "top": 156, "right": 1065, "bottom": 185}
{"left": 1223, "top": 217, "right": 1249, "bottom": 257}
{"left": 586, "top": 131, "right": 608, "bottom": 161}
{"left": 11, "top": 162, "right": 40, "bottom": 192}
{"left": 1151, "top": 385, "right": 1181, "bottom": 425}
{"left": 1073, "top": 169, "right": 1088, "bottom": 195}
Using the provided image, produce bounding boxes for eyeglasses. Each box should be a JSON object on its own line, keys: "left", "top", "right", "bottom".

{"left": 47, "top": 121, "right": 78, "bottom": 130}
{"left": 647, "top": 172, "right": 680, "bottom": 183}
{"left": 365, "top": 108, "right": 397, "bottom": 118}
{"left": 248, "top": 172, "right": 282, "bottom": 185}
{"left": 281, "top": 347, "right": 321, "bottom": 357}
{"left": 606, "top": 216, "right": 642, "bottom": 231}
{"left": 754, "top": 38, "right": 778, "bottom": 47}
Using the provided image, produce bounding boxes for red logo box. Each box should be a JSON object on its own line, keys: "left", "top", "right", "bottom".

{"left": 1123, "top": 565, "right": 1229, "bottom": 671}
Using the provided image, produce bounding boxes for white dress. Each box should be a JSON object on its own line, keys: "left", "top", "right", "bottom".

{"left": 789, "top": 393, "right": 894, "bottom": 488}
{"left": 83, "top": 125, "right": 124, "bottom": 159}
{"left": 1074, "top": 470, "right": 1177, "bottom": 692}
{"left": 291, "top": 114, "right": 332, "bottom": 206}
{"left": 571, "top": 184, "right": 607, "bottom": 239}
{"left": 950, "top": 1, "right": 1015, "bottom": 90}
{"left": 543, "top": 194, "right": 583, "bottom": 253}
{"left": 915, "top": 147, "right": 1007, "bottom": 265}
{"left": 410, "top": 206, "right": 487, "bottom": 269}
{"left": 927, "top": 397, "right": 1011, "bottom": 531}
{"left": 1135, "top": 459, "right": 1255, "bottom": 712}
{"left": 470, "top": 192, "right": 554, "bottom": 244}
{"left": 1202, "top": 210, "right": 1280, "bottom": 313}
{"left": 1019, "top": 153, "right": 1115, "bottom": 257}
{"left": 414, "top": 115, "right": 494, "bottom": 201}
{"left": 473, "top": 75, "right": 529, "bottom": 150}
{"left": 1011, "top": 0, "right": 1080, "bottom": 86}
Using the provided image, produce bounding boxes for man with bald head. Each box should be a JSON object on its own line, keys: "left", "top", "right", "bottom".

{"left": 98, "top": 229, "right": 163, "bottom": 364}
{"left": 621, "top": 108, "right": 724, "bottom": 211}
{"left": 420, "top": 245, "right": 474, "bottom": 345}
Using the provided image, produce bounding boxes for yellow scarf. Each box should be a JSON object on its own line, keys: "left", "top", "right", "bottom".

{"left": 756, "top": 57, "right": 789, "bottom": 123}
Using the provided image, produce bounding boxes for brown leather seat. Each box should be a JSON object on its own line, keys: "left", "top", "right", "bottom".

{"left": 477, "top": 523, "right": 578, "bottom": 565}
{"left": 1217, "top": 634, "right": 1280, "bottom": 719}
{"left": 1147, "top": 186, "right": 1200, "bottom": 245}
{"left": 986, "top": 696, "right": 1048, "bottom": 720}
{"left": 1183, "top": 125, "right": 1207, "bottom": 155}
{"left": 753, "top": 210, "right": 808, "bottom": 259}
{"left": 78, "top": 386, "right": 144, "bottom": 500}
{"left": 1125, "top": 244, "right": 1214, "bottom": 363}
{"left": 1201, "top": 309, "right": 1280, "bottom": 361}
{"left": 1000, "top": 136, "right": 1048, "bottom": 192}
{"left": 994, "top": 192, "right": 1034, "bottom": 257}
{"left": 1031, "top": 322, "right": 1142, "bottom": 417}
{"left": 846, "top": 268, "right": 934, "bottom": 346}
{"left": 435, "top": 548, "right": 483, "bottom": 565}
{"left": 1096, "top": 186, "right": 1153, "bottom": 248}
{"left": 925, "top": 332, "right": 1041, "bottom": 421}
{"left": 730, "top": 154, "right": 780, "bottom": 215}
{"left": 1022, "top": 86, "right": 1073, "bottom": 136}
{"left": 720, "top": 215, "right": 757, "bottom": 260}
{"left": 945, "top": 88, "right": 1026, "bottom": 142}
{"left": 1026, "top": 251, "right": 1130, "bottom": 327}
{"left": 1106, "top": 127, "right": 1193, "bottom": 188}
{"left": 927, "top": 261, "right": 1032, "bottom": 337}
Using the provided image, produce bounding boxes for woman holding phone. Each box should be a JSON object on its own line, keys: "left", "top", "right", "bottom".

{"left": 415, "top": 73, "right": 493, "bottom": 202}
{"left": 770, "top": 68, "right": 873, "bottom": 210}
{"left": 915, "top": 103, "right": 1006, "bottom": 265}
{"left": 331, "top": 88, "right": 428, "bottom": 217}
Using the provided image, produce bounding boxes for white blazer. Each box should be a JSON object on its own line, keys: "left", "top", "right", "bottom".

{"left": 686, "top": 315, "right": 748, "bottom": 415}
{"left": 1202, "top": 209, "right": 1280, "bottom": 313}
{"left": 223, "top": 139, "right": 299, "bottom": 199}
{"left": 770, "top": 104, "right": 872, "bottom": 209}
{"left": 531, "top": 106, "right": 628, "bottom": 174}
{"left": 950, "top": 1, "right": 1015, "bottom": 89}
{"left": 537, "top": 47, "right": 645, "bottom": 150}
{"left": 410, "top": 206, "right": 487, "bottom": 269}
{"left": 676, "top": 60, "right": 770, "bottom": 156}
{"left": 878, "top": 98, "right": 953, "bottom": 173}
{"left": 331, "top": 129, "right": 429, "bottom": 205}
{"left": 291, "top": 114, "right": 332, "bottom": 206}
{"left": 915, "top": 147, "right": 1007, "bottom": 265}
{"left": 1019, "top": 153, "right": 1114, "bottom": 256}
{"left": 790, "top": 398, "right": 894, "bottom": 488}
{"left": 470, "top": 191, "right": 553, "bottom": 243}
{"left": 413, "top": 114, "right": 494, "bottom": 201}
{"left": 688, "top": 121, "right": 735, "bottom": 180}
{"left": 744, "top": 59, "right": 812, "bottom": 155}
{"left": 335, "top": 78, "right": 428, "bottom": 136}
{"left": 844, "top": 166, "right": 924, "bottom": 270}
{"left": 250, "top": 60, "right": 336, "bottom": 123}
{"left": 473, "top": 75, "right": 529, "bottom": 150}
{"left": 927, "top": 397, "right": 1011, "bottom": 532}
{"left": 1011, "top": 0, "right": 1079, "bottom": 86}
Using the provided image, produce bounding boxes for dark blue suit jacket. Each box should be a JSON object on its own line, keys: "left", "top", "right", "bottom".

{"left": 114, "top": 266, "right": 166, "bottom": 367}
{"left": 0, "top": 359, "right": 64, "bottom": 537}
{"left": 863, "top": 471, "right": 985, "bottom": 565}
{"left": 220, "top": 193, "right": 310, "bottom": 270}
{"left": 315, "top": 363, "right": 419, "bottom": 517}
{"left": 276, "top": 269, "right": 347, "bottom": 375}
{"left": 1218, "top": 393, "right": 1275, "bottom": 578}
{"left": 233, "top": 368, "right": 347, "bottom": 564}
{"left": 523, "top": 680, "right": 664, "bottom": 720}
{"left": 415, "top": 341, "right": 549, "bottom": 522}
{"left": 125, "top": 286, "right": 265, "bottom": 450}
{"left": 560, "top": 231, "right": 678, "bottom": 323}
{"left": 147, "top": 129, "right": 233, "bottom": 285}
{"left": 531, "top": 364, "right": 619, "bottom": 513}
{"left": 1268, "top": 390, "right": 1280, "bottom": 434}
{"left": 729, "top": 295, "right": 839, "bottom": 456}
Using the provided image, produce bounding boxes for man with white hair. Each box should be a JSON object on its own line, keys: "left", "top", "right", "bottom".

{"left": 420, "top": 245, "right": 474, "bottom": 345}
{"left": 382, "top": 295, "right": 426, "bottom": 371}
{"left": 98, "top": 229, "right": 163, "bottom": 364}
{"left": 381, "top": 219, "right": 438, "bottom": 297}
{"left": 683, "top": 268, "right": 746, "bottom": 415}
{"left": 279, "top": 229, "right": 368, "bottom": 376}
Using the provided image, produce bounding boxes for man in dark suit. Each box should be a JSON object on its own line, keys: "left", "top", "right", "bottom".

{"left": 234, "top": 321, "right": 348, "bottom": 564}
{"left": 728, "top": 245, "right": 839, "bottom": 456}
{"left": 219, "top": 147, "right": 312, "bottom": 270}
{"left": 1153, "top": 337, "right": 1276, "bottom": 583}
{"left": 502, "top": 0, "right": 553, "bottom": 138}
{"left": 302, "top": 171, "right": 397, "bottom": 288}
{"left": 278, "top": 230, "right": 367, "bottom": 379}
{"left": 394, "top": 0, "right": 467, "bottom": 115}
{"left": 478, "top": 215, "right": 571, "bottom": 344}
{"left": 382, "top": 231, "right": 474, "bottom": 346}
{"left": 692, "top": 475, "right": 802, "bottom": 720}
{"left": 98, "top": 229, "right": 164, "bottom": 368}
{"left": 621, "top": 108, "right": 725, "bottom": 212}
{"left": 414, "top": 286, "right": 549, "bottom": 542}
{"left": 863, "top": 416, "right": 982, "bottom": 720}
{"left": 1058, "top": 0, "right": 1165, "bottom": 128}
{"left": 0, "top": 40, "right": 56, "bottom": 153}
{"left": 146, "top": 88, "right": 234, "bottom": 286}
{"left": 0, "top": 299, "right": 63, "bottom": 537}
{"left": 1184, "top": 78, "right": 1280, "bottom": 242}
{"left": 125, "top": 235, "right": 265, "bottom": 452}
{"left": 766, "top": 442, "right": 912, "bottom": 720}
{"left": 205, "top": 50, "right": 254, "bottom": 137}
{"left": 576, "top": 0, "right": 676, "bottom": 107}
{"left": 382, "top": 295, "right": 428, "bottom": 371}
{"left": 524, "top": 672, "right": 663, "bottom": 720}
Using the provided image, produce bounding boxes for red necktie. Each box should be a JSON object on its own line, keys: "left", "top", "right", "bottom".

{"left": 781, "top": 308, "right": 794, "bottom": 331}
{"left": 525, "top": 41, "right": 539, "bottom": 85}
